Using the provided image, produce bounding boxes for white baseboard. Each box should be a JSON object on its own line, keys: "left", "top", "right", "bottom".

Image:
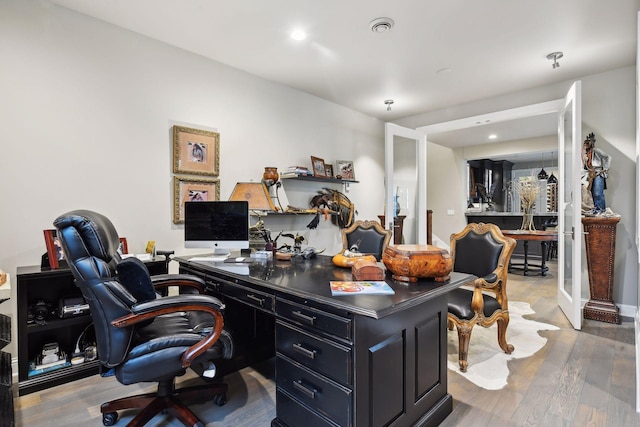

{"left": 618, "top": 302, "right": 638, "bottom": 320}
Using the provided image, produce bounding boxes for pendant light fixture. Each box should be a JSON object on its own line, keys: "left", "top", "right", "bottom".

{"left": 548, "top": 151, "right": 558, "bottom": 183}
{"left": 537, "top": 152, "right": 548, "bottom": 180}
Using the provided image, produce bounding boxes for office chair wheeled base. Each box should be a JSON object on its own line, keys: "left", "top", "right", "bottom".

{"left": 100, "top": 379, "right": 228, "bottom": 427}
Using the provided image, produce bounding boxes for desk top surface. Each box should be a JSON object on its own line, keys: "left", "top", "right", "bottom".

{"left": 176, "top": 254, "right": 473, "bottom": 319}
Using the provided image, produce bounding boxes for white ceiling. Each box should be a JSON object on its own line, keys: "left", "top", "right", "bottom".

{"left": 51, "top": 0, "right": 638, "bottom": 151}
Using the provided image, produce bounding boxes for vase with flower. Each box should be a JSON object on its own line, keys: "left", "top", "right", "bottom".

{"left": 514, "top": 177, "right": 540, "bottom": 231}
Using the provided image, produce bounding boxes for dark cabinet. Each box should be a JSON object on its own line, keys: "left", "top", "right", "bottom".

{"left": 16, "top": 259, "right": 167, "bottom": 396}
{"left": 468, "top": 159, "right": 513, "bottom": 212}
{"left": 0, "top": 277, "right": 13, "bottom": 426}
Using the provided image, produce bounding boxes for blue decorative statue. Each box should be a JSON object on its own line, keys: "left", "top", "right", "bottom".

{"left": 582, "top": 133, "right": 611, "bottom": 215}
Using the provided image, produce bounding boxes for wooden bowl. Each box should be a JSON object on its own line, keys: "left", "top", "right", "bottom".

{"left": 382, "top": 244, "right": 453, "bottom": 282}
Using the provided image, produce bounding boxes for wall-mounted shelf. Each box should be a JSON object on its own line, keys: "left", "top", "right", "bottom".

{"left": 250, "top": 211, "right": 316, "bottom": 216}
{"left": 280, "top": 175, "right": 359, "bottom": 184}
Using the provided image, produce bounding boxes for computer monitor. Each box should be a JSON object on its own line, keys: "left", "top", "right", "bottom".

{"left": 184, "top": 201, "right": 250, "bottom": 257}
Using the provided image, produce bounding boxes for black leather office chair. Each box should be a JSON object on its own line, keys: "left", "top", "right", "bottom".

{"left": 447, "top": 223, "right": 516, "bottom": 372}
{"left": 341, "top": 220, "right": 392, "bottom": 261}
{"left": 53, "top": 210, "right": 234, "bottom": 427}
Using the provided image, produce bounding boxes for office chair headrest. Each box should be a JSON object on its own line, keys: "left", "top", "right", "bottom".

{"left": 53, "top": 209, "right": 121, "bottom": 266}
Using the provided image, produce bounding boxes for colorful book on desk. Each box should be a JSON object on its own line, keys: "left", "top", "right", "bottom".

{"left": 330, "top": 281, "right": 395, "bottom": 296}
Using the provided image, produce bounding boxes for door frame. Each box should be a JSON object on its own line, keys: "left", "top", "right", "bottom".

{"left": 415, "top": 97, "right": 588, "bottom": 328}
{"left": 384, "top": 123, "right": 428, "bottom": 244}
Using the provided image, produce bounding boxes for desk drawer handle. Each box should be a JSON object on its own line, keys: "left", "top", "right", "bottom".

{"left": 292, "top": 343, "right": 317, "bottom": 359}
{"left": 293, "top": 380, "right": 317, "bottom": 399}
{"left": 246, "top": 294, "right": 265, "bottom": 306}
{"left": 292, "top": 310, "right": 316, "bottom": 325}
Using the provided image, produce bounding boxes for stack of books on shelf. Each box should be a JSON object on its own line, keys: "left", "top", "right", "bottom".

{"left": 280, "top": 166, "right": 313, "bottom": 178}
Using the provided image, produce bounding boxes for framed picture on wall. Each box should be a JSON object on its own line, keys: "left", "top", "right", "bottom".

{"left": 310, "top": 156, "right": 326, "bottom": 177}
{"left": 173, "top": 125, "right": 220, "bottom": 176}
{"left": 43, "top": 229, "right": 67, "bottom": 269}
{"left": 173, "top": 176, "right": 220, "bottom": 223}
{"left": 336, "top": 160, "right": 355, "bottom": 180}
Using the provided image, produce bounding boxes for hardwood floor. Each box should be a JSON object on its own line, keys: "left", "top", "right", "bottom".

{"left": 443, "top": 261, "right": 640, "bottom": 427}
{"left": 14, "top": 260, "right": 640, "bottom": 426}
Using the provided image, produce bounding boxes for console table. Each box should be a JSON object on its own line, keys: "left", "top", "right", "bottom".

{"left": 176, "top": 255, "right": 473, "bottom": 427}
{"left": 501, "top": 230, "right": 558, "bottom": 276}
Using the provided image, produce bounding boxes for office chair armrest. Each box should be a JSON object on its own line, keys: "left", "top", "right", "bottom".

{"left": 151, "top": 274, "right": 206, "bottom": 293}
{"left": 112, "top": 294, "right": 226, "bottom": 368}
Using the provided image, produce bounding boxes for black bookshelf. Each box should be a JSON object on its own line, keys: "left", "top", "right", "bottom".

{"left": 16, "top": 259, "right": 167, "bottom": 396}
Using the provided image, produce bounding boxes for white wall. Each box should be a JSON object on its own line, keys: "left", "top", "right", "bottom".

{"left": 398, "top": 67, "right": 638, "bottom": 309}
{"left": 0, "top": 1, "right": 385, "bottom": 359}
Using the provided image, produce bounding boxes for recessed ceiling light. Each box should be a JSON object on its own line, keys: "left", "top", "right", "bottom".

{"left": 488, "top": 134, "right": 497, "bottom": 140}
{"left": 291, "top": 30, "right": 307, "bottom": 41}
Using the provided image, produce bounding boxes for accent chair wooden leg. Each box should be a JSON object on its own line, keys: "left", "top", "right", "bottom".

{"left": 496, "top": 316, "right": 514, "bottom": 354}
{"left": 455, "top": 323, "right": 473, "bottom": 372}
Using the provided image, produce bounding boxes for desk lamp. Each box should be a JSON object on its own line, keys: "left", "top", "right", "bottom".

{"left": 229, "top": 182, "right": 276, "bottom": 248}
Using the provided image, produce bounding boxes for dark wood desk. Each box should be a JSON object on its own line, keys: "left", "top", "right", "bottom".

{"left": 501, "top": 230, "right": 558, "bottom": 276}
{"left": 176, "top": 255, "right": 473, "bottom": 427}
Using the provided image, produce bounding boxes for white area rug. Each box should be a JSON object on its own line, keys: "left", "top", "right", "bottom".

{"left": 447, "top": 300, "right": 559, "bottom": 390}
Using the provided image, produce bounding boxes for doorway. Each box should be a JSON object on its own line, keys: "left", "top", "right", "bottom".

{"left": 414, "top": 93, "right": 583, "bottom": 330}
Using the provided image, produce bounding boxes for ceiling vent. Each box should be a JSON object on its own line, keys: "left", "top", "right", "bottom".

{"left": 369, "top": 17, "right": 394, "bottom": 33}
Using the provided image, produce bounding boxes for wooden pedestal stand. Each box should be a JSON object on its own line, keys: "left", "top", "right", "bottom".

{"left": 581, "top": 216, "right": 621, "bottom": 324}
{"left": 378, "top": 215, "right": 406, "bottom": 244}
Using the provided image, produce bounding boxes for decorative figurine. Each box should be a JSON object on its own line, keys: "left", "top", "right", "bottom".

{"left": 581, "top": 132, "right": 611, "bottom": 215}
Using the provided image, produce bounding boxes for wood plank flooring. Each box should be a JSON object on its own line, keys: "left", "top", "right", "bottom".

{"left": 13, "top": 261, "right": 640, "bottom": 426}
{"left": 443, "top": 261, "right": 640, "bottom": 427}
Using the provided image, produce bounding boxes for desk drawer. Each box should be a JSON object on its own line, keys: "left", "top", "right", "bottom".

{"left": 277, "top": 355, "right": 352, "bottom": 427}
{"left": 276, "top": 299, "right": 351, "bottom": 341}
{"left": 276, "top": 389, "right": 340, "bottom": 427}
{"left": 276, "top": 321, "right": 351, "bottom": 386}
{"left": 216, "top": 281, "right": 274, "bottom": 313}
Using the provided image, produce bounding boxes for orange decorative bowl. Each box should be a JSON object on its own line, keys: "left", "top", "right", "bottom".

{"left": 382, "top": 244, "right": 453, "bottom": 282}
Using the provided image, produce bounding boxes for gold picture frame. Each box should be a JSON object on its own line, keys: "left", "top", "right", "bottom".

{"left": 336, "top": 160, "right": 355, "bottom": 180}
{"left": 173, "top": 176, "right": 220, "bottom": 223}
{"left": 310, "top": 156, "right": 326, "bottom": 177}
{"left": 173, "top": 125, "right": 220, "bottom": 176}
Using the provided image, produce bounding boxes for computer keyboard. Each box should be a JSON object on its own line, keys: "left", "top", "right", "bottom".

{"left": 188, "top": 255, "right": 229, "bottom": 262}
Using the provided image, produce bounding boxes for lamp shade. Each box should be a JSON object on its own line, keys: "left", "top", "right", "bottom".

{"left": 229, "top": 182, "right": 276, "bottom": 211}
{"left": 537, "top": 168, "right": 548, "bottom": 180}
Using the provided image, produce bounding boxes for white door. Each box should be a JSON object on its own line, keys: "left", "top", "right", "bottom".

{"left": 557, "top": 81, "right": 582, "bottom": 330}
{"left": 384, "top": 123, "right": 428, "bottom": 244}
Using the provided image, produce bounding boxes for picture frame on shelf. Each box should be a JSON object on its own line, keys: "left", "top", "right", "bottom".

{"left": 336, "top": 160, "right": 355, "bottom": 180}
{"left": 118, "top": 237, "right": 128, "bottom": 255}
{"left": 310, "top": 156, "right": 327, "bottom": 177}
{"left": 173, "top": 176, "right": 220, "bottom": 223}
{"left": 173, "top": 125, "right": 220, "bottom": 176}
{"left": 43, "top": 229, "right": 67, "bottom": 269}
{"left": 325, "top": 164, "right": 334, "bottom": 178}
